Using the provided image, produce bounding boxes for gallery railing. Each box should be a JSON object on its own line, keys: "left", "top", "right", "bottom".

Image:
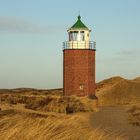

{"left": 63, "top": 41, "right": 96, "bottom": 50}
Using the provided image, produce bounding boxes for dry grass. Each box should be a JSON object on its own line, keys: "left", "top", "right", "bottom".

{"left": 25, "top": 95, "right": 97, "bottom": 113}
{"left": 0, "top": 109, "right": 125, "bottom": 140}
{"left": 0, "top": 92, "right": 97, "bottom": 113}
{"left": 96, "top": 78, "right": 140, "bottom": 106}
{"left": 0, "top": 88, "right": 63, "bottom": 96}
{"left": 96, "top": 76, "right": 124, "bottom": 92}
{"left": 0, "top": 94, "right": 37, "bottom": 105}
{"left": 127, "top": 104, "right": 140, "bottom": 126}
{"left": 1, "top": 76, "right": 140, "bottom": 139}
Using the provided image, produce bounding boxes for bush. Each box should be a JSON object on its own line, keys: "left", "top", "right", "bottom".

{"left": 25, "top": 96, "right": 53, "bottom": 110}
{"left": 6, "top": 95, "right": 17, "bottom": 104}
{"left": 25, "top": 95, "right": 89, "bottom": 113}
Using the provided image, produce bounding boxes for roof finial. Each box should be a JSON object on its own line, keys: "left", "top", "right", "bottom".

{"left": 78, "top": 11, "right": 81, "bottom": 20}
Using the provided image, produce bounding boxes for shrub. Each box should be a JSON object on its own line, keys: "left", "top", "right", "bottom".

{"left": 6, "top": 95, "right": 17, "bottom": 104}
{"left": 25, "top": 96, "right": 53, "bottom": 110}
{"left": 25, "top": 95, "right": 90, "bottom": 113}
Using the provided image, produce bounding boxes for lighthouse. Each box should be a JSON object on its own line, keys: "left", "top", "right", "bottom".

{"left": 63, "top": 15, "right": 96, "bottom": 96}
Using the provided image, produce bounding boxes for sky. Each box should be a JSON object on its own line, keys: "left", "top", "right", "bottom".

{"left": 0, "top": 0, "right": 140, "bottom": 89}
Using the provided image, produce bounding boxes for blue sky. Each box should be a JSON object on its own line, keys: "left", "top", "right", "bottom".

{"left": 0, "top": 0, "right": 140, "bottom": 89}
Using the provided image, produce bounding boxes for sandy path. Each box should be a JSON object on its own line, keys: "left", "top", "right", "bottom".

{"left": 90, "top": 106, "right": 140, "bottom": 140}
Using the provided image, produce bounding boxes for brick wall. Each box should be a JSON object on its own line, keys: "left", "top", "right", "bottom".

{"left": 63, "top": 49, "right": 95, "bottom": 96}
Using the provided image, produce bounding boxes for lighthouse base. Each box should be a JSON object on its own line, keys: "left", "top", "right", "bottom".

{"left": 63, "top": 49, "right": 96, "bottom": 96}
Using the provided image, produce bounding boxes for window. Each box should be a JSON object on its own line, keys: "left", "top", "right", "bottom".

{"left": 69, "top": 31, "right": 85, "bottom": 41}
{"left": 79, "top": 84, "right": 84, "bottom": 90}
{"left": 69, "top": 31, "right": 78, "bottom": 41}
{"left": 80, "top": 31, "right": 85, "bottom": 41}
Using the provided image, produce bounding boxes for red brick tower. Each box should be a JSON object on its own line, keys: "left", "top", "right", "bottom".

{"left": 63, "top": 16, "right": 96, "bottom": 96}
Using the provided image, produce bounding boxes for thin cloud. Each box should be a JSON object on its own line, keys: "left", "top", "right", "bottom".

{"left": 97, "top": 48, "right": 140, "bottom": 63}
{"left": 117, "top": 49, "right": 140, "bottom": 56}
{"left": 0, "top": 16, "right": 51, "bottom": 34}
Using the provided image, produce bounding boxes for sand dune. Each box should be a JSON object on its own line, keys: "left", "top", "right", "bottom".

{"left": 133, "top": 77, "right": 140, "bottom": 82}
{"left": 97, "top": 76, "right": 140, "bottom": 106}
{"left": 0, "top": 76, "right": 140, "bottom": 140}
{"left": 96, "top": 76, "right": 124, "bottom": 92}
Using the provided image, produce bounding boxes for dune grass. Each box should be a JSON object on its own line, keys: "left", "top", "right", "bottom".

{"left": 127, "top": 104, "right": 140, "bottom": 126}
{"left": 1, "top": 76, "right": 140, "bottom": 139}
{"left": 97, "top": 79, "right": 140, "bottom": 106}
{"left": 0, "top": 109, "right": 125, "bottom": 140}
{"left": 0, "top": 92, "right": 98, "bottom": 113}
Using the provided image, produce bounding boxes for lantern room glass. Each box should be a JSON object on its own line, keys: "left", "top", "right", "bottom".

{"left": 69, "top": 31, "right": 85, "bottom": 41}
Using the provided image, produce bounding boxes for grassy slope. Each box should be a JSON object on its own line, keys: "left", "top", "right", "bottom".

{"left": 0, "top": 107, "right": 124, "bottom": 140}
{"left": 96, "top": 77, "right": 140, "bottom": 106}
{"left": 1, "top": 76, "right": 140, "bottom": 140}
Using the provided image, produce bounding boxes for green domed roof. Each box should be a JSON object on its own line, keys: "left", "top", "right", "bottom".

{"left": 69, "top": 15, "right": 89, "bottom": 30}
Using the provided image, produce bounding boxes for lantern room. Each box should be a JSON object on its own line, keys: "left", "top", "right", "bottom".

{"left": 63, "top": 15, "right": 96, "bottom": 50}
